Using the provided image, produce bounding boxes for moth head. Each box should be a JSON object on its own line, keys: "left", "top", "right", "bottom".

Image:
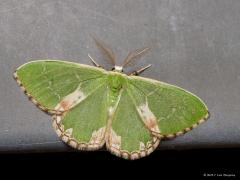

{"left": 111, "top": 65, "right": 123, "bottom": 73}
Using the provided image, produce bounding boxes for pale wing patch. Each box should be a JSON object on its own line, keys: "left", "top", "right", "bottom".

{"left": 89, "top": 127, "right": 106, "bottom": 145}
{"left": 106, "top": 128, "right": 122, "bottom": 157}
{"left": 55, "top": 85, "right": 86, "bottom": 111}
{"left": 137, "top": 102, "right": 160, "bottom": 133}
{"left": 65, "top": 128, "right": 73, "bottom": 136}
{"left": 139, "top": 142, "right": 146, "bottom": 151}
{"left": 108, "top": 107, "right": 115, "bottom": 117}
{"left": 108, "top": 128, "right": 121, "bottom": 150}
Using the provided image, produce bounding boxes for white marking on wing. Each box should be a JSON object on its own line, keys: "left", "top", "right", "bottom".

{"left": 139, "top": 142, "right": 146, "bottom": 151}
{"left": 108, "top": 107, "right": 114, "bottom": 116}
{"left": 65, "top": 128, "right": 73, "bottom": 136}
{"left": 109, "top": 128, "right": 121, "bottom": 150}
{"left": 137, "top": 102, "right": 160, "bottom": 133}
{"left": 55, "top": 85, "right": 85, "bottom": 111}
{"left": 89, "top": 127, "right": 106, "bottom": 144}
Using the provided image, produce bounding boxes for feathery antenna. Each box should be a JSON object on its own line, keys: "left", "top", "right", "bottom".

{"left": 91, "top": 35, "right": 116, "bottom": 66}
{"left": 122, "top": 47, "right": 151, "bottom": 68}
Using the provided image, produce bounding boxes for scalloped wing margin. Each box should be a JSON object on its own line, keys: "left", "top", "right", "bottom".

{"left": 128, "top": 76, "right": 209, "bottom": 139}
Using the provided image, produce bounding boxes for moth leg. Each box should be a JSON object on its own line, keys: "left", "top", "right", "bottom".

{"left": 88, "top": 54, "right": 102, "bottom": 68}
{"left": 129, "top": 64, "right": 152, "bottom": 76}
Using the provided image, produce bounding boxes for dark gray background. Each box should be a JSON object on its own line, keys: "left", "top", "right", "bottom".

{"left": 0, "top": 0, "right": 239, "bottom": 152}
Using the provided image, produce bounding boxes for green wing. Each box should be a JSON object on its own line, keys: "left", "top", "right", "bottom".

{"left": 128, "top": 76, "right": 209, "bottom": 139}
{"left": 14, "top": 60, "right": 106, "bottom": 113}
{"left": 52, "top": 81, "right": 108, "bottom": 150}
{"left": 15, "top": 60, "right": 109, "bottom": 150}
{"left": 106, "top": 88, "right": 160, "bottom": 160}
{"left": 14, "top": 60, "right": 209, "bottom": 158}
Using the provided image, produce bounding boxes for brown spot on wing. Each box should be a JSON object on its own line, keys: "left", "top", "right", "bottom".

{"left": 54, "top": 87, "right": 86, "bottom": 111}
{"left": 146, "top": 118, "right": 157, "bottom": 129}
{"left": 60, "top": 100, "right": 71, "bottom": 110}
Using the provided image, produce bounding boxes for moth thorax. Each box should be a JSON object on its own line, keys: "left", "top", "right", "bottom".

{"left": 108, "top": 74, "right": 124, "bottom": 92}
{"left": 114, "top": 66, "right": 123, "bottom": 72}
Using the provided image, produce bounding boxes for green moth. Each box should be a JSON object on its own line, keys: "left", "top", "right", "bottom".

{"left": 14, "top": 38, "right": 209, "bottom": 160}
